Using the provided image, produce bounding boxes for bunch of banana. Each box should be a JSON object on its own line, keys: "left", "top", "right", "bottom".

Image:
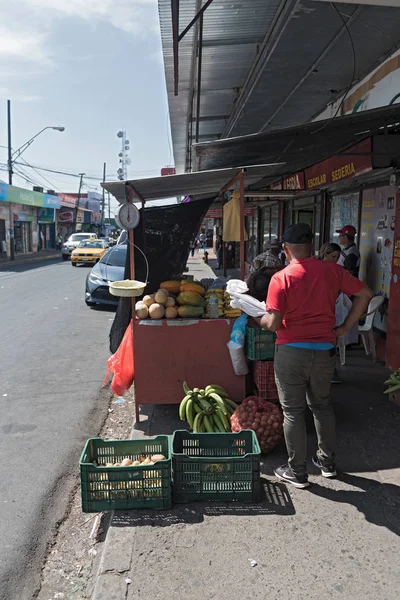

{"left": 383, "top": 369, "right": 400, "bottom": 394}
{"left": 179, "top": 382, "right": 238, "bottom": 433}
{"left": 223, "top": 291, "right": 241, "bottom": 318}
{"left": 204, "top": 288, "right": 225, "bottom": 318}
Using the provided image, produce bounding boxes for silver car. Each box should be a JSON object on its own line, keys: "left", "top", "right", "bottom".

{"left": 62, "top": 232, "right": 98, "bottom": 261}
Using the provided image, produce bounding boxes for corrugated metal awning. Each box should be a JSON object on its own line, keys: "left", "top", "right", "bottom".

{"left": 159, "top": 0, "right": 400, "bottom": 173}
{"left": 102, "top": 163, "right": 284, "bottom": 203}
{"left": 193, "top": 105, "right": 400, "bottom": 181}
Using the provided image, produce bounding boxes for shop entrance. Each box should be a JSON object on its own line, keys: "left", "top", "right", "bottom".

{"left": 0, "top": 219, "right": 6, "bottom": 256}
{"left": 14, "top": 222, "right": 32, "bottom": 254}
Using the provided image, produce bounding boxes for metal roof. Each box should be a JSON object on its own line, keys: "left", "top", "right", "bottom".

{"left": 194, "top": 104, "right": 400, "bottom": 184}
{"left": 102, "top": 164, "right": 284, "bottom": 203}
{"left": 159, "top": 0, "right": 400, "bottom": 173}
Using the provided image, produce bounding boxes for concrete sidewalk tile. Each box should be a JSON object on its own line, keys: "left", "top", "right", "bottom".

{"left": 98, "top": 520, "right": 135, "bottom": 574}
{"left": 91, "top": 573, "right": 127, "bottom": 600}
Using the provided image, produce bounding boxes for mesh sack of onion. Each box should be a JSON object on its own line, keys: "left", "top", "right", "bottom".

{"left": 231, "top": 396, "right": 283, "bottom": 453}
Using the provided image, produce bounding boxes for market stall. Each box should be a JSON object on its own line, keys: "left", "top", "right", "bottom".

{"left": 103, "top": 163, "right": 282, "bottom": 421}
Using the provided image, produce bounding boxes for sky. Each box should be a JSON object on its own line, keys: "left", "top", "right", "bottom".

{"left": 0, "top": 0, "right": 174, "bottom": 211}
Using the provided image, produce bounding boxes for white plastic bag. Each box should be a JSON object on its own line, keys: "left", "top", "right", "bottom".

{"left": 226, "top": 279, "right": 249, "bottom": 294}
{"left": 229, "top": 292, "right": 267, "bottom": 317}
{"left": 227, "top": 341, "right": 249, "bottom": 376}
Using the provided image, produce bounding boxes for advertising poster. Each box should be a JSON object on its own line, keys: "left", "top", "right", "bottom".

{"left": 359, "top": 186, "right": 396, "bottom": 332}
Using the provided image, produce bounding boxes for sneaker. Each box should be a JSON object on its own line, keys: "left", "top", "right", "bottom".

{"left": 312, "top": 455, "right": 337, "bottom": 478}
{"left": 274, "top": 464, "right": 309, "bottom": 489}
{"left": 331, "top": 370, "right": 342, "bottom": 384}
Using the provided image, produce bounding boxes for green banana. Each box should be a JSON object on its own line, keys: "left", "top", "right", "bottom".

{"left": 223, "top": 397, "right": 238, "bottom": 410}
{"left": 193, "top": 400, "right": 203, "bottom": 415}
{"left": 207, "top": 392, "right": 228, "bottom": 415}
{"left": 183, "top": 381, "right": 191, "bottom": 395}
{"left": 179, "top": 395, "right": 191, "bottom": 420}
{"left": 186, "top": 398, "right": 195, "bottom": 429}
{"left": 193, "top": 411, "right": 205, "bottom": 433}
{"left": 216, "top": 407, "right": 230, "bottom": 431}
{"left": 193, "top": 387, "right": 200, "bottom": 393}
{"left": 203, "top": 415, "right": 214, "bottom": 433}
{"left": 212, "top": 412, "right": 226, "bottom": 432}
{"left": 206, "top": 384, "right": 228, "bottom": 397}
{"left": 198, "top": 397, "right": 214, "bottom": 414}
{"left": 384, "top": 382, "right": 400, "bottom": 394}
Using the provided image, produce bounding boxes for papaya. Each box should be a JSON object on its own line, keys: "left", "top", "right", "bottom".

{"left": 180, "top": 282, "right": 206, "bottom": 295}
{"left": 177, "top": 292, "right": 206, "bottom": 307}
{"left": 160, "top": 280, "right": 181, "bottom": 294}
{"left": 178, "top": 305, "right": 205, "bottom": 318}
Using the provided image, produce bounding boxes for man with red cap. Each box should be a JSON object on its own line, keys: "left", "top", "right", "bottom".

{"left": 336, "top": 225, "right": 360, "bottom": 278}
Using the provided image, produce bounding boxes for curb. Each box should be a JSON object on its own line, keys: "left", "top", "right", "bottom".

{"left": 90, "top": 391, "right": 150, "bottom": 600}
{"left": 0, "top": 253, "right": 62, "bottom": 269}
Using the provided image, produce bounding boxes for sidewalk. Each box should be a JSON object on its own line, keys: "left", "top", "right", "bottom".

{"left": 0, "top": 249, "right": 61, "bottom": 269}
{"left": 90, "top": 256, "right": 400, "bottom": 600}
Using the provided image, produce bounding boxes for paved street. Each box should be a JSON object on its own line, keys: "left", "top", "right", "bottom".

{"left": 0, "top": 258, "right": 113, "bottom": 600}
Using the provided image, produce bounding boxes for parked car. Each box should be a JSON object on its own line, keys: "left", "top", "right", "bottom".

{"left": 71, "top": 239, "right": 109, "bottom": 266}
{"left": 85, "top": 244, "right": 127, "bottom": 307}
{"left": 62, "top": 232, "right": 98, "bottom": 261}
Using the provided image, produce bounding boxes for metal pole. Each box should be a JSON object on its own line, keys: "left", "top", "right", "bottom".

{"left": 107, "top": 192, "right": 111, "bottom": 222}
{"left": 7, "top": 100, "right": 14, "bottom": 260}
{"left": 74, "top": 173, "right": 84, "bottom": 230}
{"left": 102, "top": 162, "right": 106, "bottom": 233}
{"left": 240, "top": 170, "right": 245, "bottom": 280}
{"left": 126, "top": 185, "right": 139, "bottom": 423}
{"left": 195, "top": 13, "right": 203, "bottom": 144}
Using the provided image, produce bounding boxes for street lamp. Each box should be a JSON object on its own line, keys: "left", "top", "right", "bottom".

{"left": 7, "top": 99, "right": 65, "bottom": 260}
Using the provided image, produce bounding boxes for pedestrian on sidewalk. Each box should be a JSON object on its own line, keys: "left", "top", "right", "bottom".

{"left": 337, "top": 225, "right": 360, "bottom": 278}
{"left": 56, "top": 233, "right": 62, "bottom": 251}
{"left": 258, "top": 223, "right": 373, "bottom": 489}
{"left": 216, "top": 235, "right": 223, "bottom": 269}
{"left": 189, "top": 239, "right": 196, "bottom": 257}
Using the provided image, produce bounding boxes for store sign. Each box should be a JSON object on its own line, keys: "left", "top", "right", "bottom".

{"left": 205, "top": 207, "right": 254, "bottom": 219}
{"left": 59, "top": 194, "right": 77, "bottom": 208}
{"left": 0, "top": 183, "right": 61, "bottom": 209}
{"left": 76, "top": 209, "right": 84, "bottom": 224}
{"left": 14, "top": 213, "right": 34, "bottom": 222}
{"left": 305, "top": 138, "right": 372, "bottom": 190}
{"left": 38, "top": 208, "right": 55, "bottom": 224}
{"left": 269, "top": 172, "right": 305, "bottom": 191}
{"left": 161, "top": 167, "right": 176, "bottom": 176}
{"left": 58, "top": 207, "right": 74, "bottom": 223}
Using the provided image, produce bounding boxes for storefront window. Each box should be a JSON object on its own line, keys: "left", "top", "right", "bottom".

{"left": 262, "top": 207, "right": 271, "bottom": 247}
{"left": 330, "top": 193, "right": 359, "bottom": 242}
{"left": 271, "top": 204, "right": 279, "bottom": 242}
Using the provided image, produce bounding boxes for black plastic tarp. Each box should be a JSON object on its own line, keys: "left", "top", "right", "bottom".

{"left": 109, "top": 197, "right": 214, "bottom": 353}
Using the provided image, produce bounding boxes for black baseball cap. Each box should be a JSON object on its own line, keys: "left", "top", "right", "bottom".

{"left": 283, "top": 223, "right": 313, "bottom": 244}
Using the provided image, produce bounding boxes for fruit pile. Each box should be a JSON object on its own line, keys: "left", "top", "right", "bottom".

{"left": 134, "top": 280, "right": 206, "bottom": 320}
{"left": 384, "top": 369, "right": 400, "bottom": 395}
{"left": 179, "top": 382, "right": 238, "bottom": 432}
{"left": 223, "top": 291, "right": 241, "bottom": 319}
{"left": 231, "top": 396, "right": 283, "bottom": 453}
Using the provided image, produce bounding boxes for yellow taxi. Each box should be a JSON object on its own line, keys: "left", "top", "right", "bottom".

{"left": 71, "top": 239, "right": 108, "bottom": 266}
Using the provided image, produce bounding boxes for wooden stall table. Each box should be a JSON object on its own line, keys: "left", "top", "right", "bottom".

{"left": 133, "top": 318, "right": 246, "bottom": 420}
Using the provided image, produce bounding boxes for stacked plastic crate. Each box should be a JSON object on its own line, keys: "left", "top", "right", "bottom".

{"left": 245, "top": 325, "right": 279, "bottom": 402}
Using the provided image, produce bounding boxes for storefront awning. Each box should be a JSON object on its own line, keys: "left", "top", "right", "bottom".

{"left": 102, "top": 164, "right": 284, "bottom": 203}
{"left": 193, "top": 105, "right": 400, "bottom": 188}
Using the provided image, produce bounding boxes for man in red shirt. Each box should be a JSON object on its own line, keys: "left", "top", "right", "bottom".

{"left": 260, "top": 223, "right": 373, "bottom": 488}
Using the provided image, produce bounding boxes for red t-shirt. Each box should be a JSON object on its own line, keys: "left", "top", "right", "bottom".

{"left": 266, "top": 257, "right": 364, "bottom": 345}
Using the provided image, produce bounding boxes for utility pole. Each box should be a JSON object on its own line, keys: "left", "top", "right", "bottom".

{"left": 101, "top": 162, "right": 106, "bottom": 235}
{"left": 74, "top": 173, "right": 85, "bottom": 230}
{"left": 7, "top": 100, "right": 14, "bottom": 260}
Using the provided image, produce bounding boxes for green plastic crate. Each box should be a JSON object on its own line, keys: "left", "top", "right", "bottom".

{"left": 172, "top": 430, "right": 261, "bottom": 503}
{"left": 245, "top": 326, "right": 276, "bottom": 360}
{"left": 80, "top": 436, "right": 172, "bottom": 512}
